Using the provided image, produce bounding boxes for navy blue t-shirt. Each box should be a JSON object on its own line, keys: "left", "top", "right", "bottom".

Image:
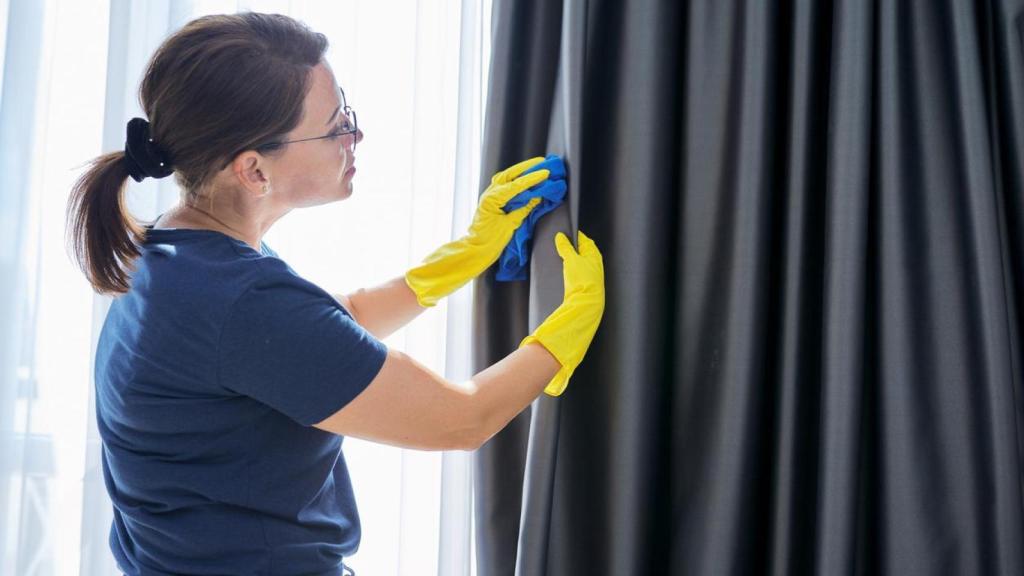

{"left": 94, "top": 225, "right": 388, "bottom": 575}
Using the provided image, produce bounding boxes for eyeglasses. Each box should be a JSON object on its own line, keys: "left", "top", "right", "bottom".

{"left": 220, "top": 87, "right": 358, "bottom": 171}
{"left": 266, "top": 87, "right": 358, "bottom": 150}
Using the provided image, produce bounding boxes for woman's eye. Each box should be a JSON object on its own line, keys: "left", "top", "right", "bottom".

{"left": 328, "top": 121, "right": 351, "bottom": 139}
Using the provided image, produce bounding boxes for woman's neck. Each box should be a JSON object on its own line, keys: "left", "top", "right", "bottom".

{"left": 154, "top": 203, "right": 261, "bottom": 251}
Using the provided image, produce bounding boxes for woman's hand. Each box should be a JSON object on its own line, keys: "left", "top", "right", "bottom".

{"left": 404, "top": 157, "right": 549, "bottom": 307}
{"left": 518, "top": 230, "right": 605, "bottom": 396}
{"left": 465, "top": 156, "right": 548, "bottom": 241}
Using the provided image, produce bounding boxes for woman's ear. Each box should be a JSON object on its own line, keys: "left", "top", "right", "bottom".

{"left": 231, "top": 152, "right": 271, "bottom": 196}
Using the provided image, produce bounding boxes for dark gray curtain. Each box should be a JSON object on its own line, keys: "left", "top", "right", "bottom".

{"left": 472, "top": 0, "right": 1024, "bottom": 574}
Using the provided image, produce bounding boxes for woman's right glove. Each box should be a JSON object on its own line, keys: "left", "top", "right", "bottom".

{"left": 518, "top": 230, "right": 605, "bottom": 396}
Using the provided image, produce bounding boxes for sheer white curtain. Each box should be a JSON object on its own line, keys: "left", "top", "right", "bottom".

{"left": 0, "top": 0, "right": 492, "bottom": 574}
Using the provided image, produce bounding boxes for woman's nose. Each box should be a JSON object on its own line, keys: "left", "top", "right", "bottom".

{"left": 354, "top": 128, "right": 364, "bottom": 145}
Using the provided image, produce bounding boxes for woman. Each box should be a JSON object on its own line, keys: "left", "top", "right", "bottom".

{"left": 65, "top": 12, "right": 604, "bottom": 576}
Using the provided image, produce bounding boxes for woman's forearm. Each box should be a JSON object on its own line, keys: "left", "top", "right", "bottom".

{"left": 337, "top": 275, "right": 426, "bottom": 340}
{"left": 470, "top": 342, "right": 561, "bottom": 445}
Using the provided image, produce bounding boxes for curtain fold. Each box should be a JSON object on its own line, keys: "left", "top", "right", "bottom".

{"left": 472, "top": 1, "right": 563, "bottom": 573}
{"left": 474, "top": 1, "right": 1024, "bottom": 574}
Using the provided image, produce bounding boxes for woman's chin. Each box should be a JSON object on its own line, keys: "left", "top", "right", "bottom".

{"left": 340, "top": 171, "right": 355, "bottom": 192}
{"left": 340, "top": 181, "right": 354, "bottom": 198}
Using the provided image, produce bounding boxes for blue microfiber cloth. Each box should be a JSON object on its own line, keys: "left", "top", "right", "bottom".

{"left": 497, "top": 154, "right": 567, "bottom": 281}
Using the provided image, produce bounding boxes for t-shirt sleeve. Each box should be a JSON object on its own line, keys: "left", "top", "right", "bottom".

{"left": 218, "top": 271, "right": 388, "bottom": 426}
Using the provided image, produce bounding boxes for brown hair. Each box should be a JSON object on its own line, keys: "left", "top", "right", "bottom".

{"left": 65, "top": 12, "right": 328, "bottom": 295}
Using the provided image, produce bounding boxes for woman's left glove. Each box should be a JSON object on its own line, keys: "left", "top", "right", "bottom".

{"left": 405, "top": 156, "right": 549, "bottom": 307}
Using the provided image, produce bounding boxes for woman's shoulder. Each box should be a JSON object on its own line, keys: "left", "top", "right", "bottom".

{"left": 135, "top": 224, "right": 331, "bottom": 304}
{"left": 133, "top": 227, "right": 279, "bottom": 299}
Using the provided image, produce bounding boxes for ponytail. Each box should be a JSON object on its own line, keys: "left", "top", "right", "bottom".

{"left": 65, "top": 12, "right": 329, "bottom": 295}
{"left": 65, "top": 152, "right": 146, "bottom": 295}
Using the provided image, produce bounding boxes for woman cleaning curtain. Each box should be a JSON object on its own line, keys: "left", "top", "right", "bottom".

{"left": 64, "top": 11, "right": 605, "bottom": 575}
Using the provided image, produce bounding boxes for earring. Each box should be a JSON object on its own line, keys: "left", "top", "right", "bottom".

{"left": 260, "top": 184, "right": 270, "bottom": 197}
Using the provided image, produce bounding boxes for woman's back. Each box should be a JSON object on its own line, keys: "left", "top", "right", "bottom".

{"left": 96, "top": 225, "right": 386, "bottom": 575}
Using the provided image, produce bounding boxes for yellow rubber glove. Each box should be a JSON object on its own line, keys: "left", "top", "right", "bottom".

{"left": 519, "top": 230, "right": 605, "bottom": 396}
{"left": 405, "top": 157, "right": 550, "bottom": 307}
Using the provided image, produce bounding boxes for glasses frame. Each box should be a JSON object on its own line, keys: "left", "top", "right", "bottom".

{"left": 266, "top": 87, "right": 358, "bottom": 149}
{"left": 219, "top": 88, "right": 358, "bottom": 171}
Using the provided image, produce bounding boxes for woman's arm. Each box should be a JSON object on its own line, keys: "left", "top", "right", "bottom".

{"left": 333, "top": 275, "right": 426, "bottom": 340}
{"left": 312, "top": 342, "right": 561, "bottom": 450}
